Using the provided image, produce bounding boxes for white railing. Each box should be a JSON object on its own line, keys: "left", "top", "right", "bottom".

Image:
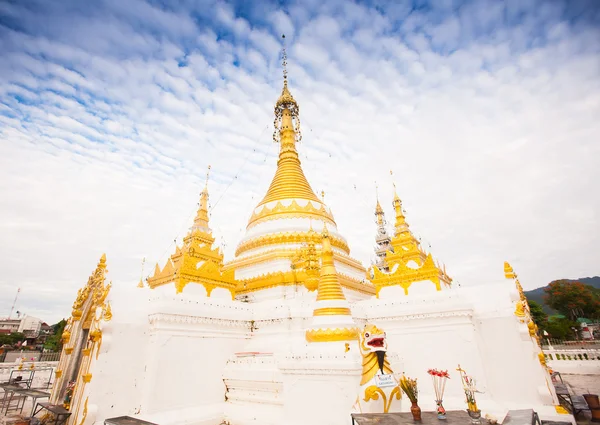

{"left": 544, "top": 348, "right": 600, "bottom": 374}
{"left": 0, "top": 361, "right": 59, "bottom": 388}
{"left": 545, "top": 349, "right": 600, "bottom": 361}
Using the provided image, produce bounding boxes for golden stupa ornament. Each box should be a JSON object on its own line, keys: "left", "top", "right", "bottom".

{"left": 370, "top": 184, "right": 452, "bottom": 295}
{"left": 273, "top": 34, "right": 301, "bottom": 145}
{"left": 147, "top": 165, "right": 237, "bottom": 297}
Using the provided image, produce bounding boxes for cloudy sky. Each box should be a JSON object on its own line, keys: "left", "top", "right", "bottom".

{"left": 1, "top": 0, "right": 598, "bottom": 324}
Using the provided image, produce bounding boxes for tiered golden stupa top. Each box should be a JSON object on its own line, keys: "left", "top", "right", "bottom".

{"left": 370, "top": 185, "right": 452, "bottom": 296}
{"left": 245, "top": 78, "right": 336, "bottom": 231}
{"left": 224, "top": 44, "right": 372, "bottom": 297}
{"left": 147, "top": 167, "right": 236, "bottom": 297}
{"left": 305, "top": 227, "right": 359, "bottom": 342}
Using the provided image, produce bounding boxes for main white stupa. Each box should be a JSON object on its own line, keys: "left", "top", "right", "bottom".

{"left": 47, "top": 52, "right": 571, "bottom": 425}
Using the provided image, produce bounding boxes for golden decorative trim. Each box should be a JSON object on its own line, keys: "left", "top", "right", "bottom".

{"left": 504, "top": 261, "right": 516, "bottom": 279}
{"left": 248, "top": 211, "right": 337, "bottom": 230}
{"left": 247, "top": 200, "right": 336, "bottom": 230}
{"left": 90, "top": 329, "right": 102, "bottom": 342}
{"left": 515, "top": 300, "right": 526, "bottom": 317}
{"left": 305, "top": 327, "right": 359, "bottom": 342}
{"left": 226, "top": 246, "right": 365, "bottom": 273}
{"left": 55, "top": 370, "right": 62, "bottom": 378}
{"left": 103, "top": 302, "right": 112, "bottom": 321}
{"left": 234, "top": 268, "right": 374, "bottom": 296}
{"left": 65, "top": 347, "right": 73, "bottom": 355}
{"left": 78, "top": 398, "right": 89, "bottom": 425}
{"left": 82, "top": 374, "right": 92, "bottom": 383}
{"left": 82, "top": 348, "right": 91, "bottom": 356}
{"left": 236, "top": 230, "right": 349, "bottom": 257}
{"left": 370, "top": 190, "right": 451, "bottom": 294}
{"left": 148, "top": 204, "right": 237, "bottom": 296}
{"left": 313, "top": 307, "right": 352, "bottom": 316}
{"left": 538, "top": 353, "right": 547, "bottom": 367}
{"left": 371, "top": 252, "right": 447, "bottom": 295}
{"left": 364, "top": 385, "right": 402, "bottom": 413}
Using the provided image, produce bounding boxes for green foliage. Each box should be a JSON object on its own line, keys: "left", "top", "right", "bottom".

{"left": 544, "top": 317, "right": 578, "bottom": 339}
{"left": 544, "top": 280, "right": 600, "bottom": 321}
{"left": 44, "top": 319, "right": 67, "bottom": 352}
{"left": 0, "top": 332, "right": 26, "bottom": 346}
{"left": 527, "top": 299, "right": 548, "bottom": 328}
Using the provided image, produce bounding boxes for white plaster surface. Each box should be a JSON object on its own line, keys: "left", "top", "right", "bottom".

{"left": 75, "top": 274, "right": 570, "bottom": 425}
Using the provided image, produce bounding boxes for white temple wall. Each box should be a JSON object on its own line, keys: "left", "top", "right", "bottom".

{"left": 366, "top": 310, "right": 484, "bottom": 410}
{"left": 87, "top": 320, "right": 150, "bottom": 423}
{"left": 84, "top": 286, "right": 151, "bottom": 424}
{"left": 140, "top": 313, "right": 250, "bottom": 415}
{"left": 476, "top": 314, "right": 555, "bottom": 406}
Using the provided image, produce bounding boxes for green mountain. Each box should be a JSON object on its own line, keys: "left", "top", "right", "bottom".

{"left": 524, "top": 276, "right": 600, "bottom": 315}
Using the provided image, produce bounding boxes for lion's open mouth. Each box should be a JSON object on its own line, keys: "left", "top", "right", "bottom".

{"left": 367, "top": 337, "right": 384, "bottom": 348}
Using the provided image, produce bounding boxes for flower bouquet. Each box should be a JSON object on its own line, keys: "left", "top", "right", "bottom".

{"left": 427, "top": 369, "right": 450, "bottom": 419}
{"left": 399, "top": 375, "right": 421, "bottom": 421}
{"left": 63, "top": 380, "right": 76, "bottom": 410}
{"left": 457, "top": 365, "right": 481, "bottom": 424}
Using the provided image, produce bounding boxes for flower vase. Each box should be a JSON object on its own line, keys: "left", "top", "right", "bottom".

{"left": 436, "top": 400, "right": 446, "bottom": 419}
{"left": 410, "top": 401, "right": 422, "bottom": 421}
{"left": 467, "top": 409, "right": 482, "bottom": 424}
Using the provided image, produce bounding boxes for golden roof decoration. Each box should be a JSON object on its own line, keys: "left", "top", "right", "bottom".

{"left": 147, "top": 170, "right": 237, "bottom": 297}
{"left": 504, "top": 261, "right": 516, "bottom": 279}
{"left": 235, "top": 229, "right": 350, "bottom": 257}
{"left": 253, "top": 34, "right": 320, "bottom": 213}
{"left": 369, "top": 185, "right": 452, "bottom": 295}
{"left": 305, "top": 226, "right": 359, "bottom": 343}
{"left": 71, "top": 254, "right": 111, "bottom": 321}
{"left": 247, "top": 199, "right": 335, "bottom": 229}
{"left": 273, "top": 34, "right": 300, "bottom": 144}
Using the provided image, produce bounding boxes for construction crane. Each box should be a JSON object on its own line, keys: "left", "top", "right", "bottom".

{"left": 8, "top": 288, "right": 20, "bottom": 319}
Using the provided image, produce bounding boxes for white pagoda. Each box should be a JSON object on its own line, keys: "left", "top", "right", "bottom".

{"left": 47, "top": 51, "right": 570, "bottom": 425}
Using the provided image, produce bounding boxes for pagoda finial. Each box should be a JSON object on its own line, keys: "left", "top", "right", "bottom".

{"left": 282, "top": 34, "right": 288, "bottom": 88}
{"left": 273, "top": 34, "right": 300, "bottom": 145}
{"left": 192, "top": 165, "right": 211, "bottom": 233}
{"left": 205, "top": 164, "right": 211, "bottom": 189}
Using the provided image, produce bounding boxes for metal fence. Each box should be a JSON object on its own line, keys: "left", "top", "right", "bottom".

{"left": 0, "top": 350, "right": 61, "bottom": 363}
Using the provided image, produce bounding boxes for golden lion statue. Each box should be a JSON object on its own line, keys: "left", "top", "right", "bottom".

{"left": 355, "top": 324, "right": 402, "bottom": 414}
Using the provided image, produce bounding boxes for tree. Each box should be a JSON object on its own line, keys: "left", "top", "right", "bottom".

{"left": 44, "top": 319, "right": 67, "bottom": 352}
{"left": 545, "top": 317, "right": 577, "bottom": 340}
{"left": 0, "top": 332, "right": 26, "bottom": 347}
{"left": 527, "top": 299, "right": 548, "bottom": 328}
{"left": 544, "top": 280, "right": 600, "bottom": 321}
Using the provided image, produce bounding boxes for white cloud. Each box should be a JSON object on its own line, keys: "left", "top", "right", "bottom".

{"left": 0, "top": 0, "right": 599, "bottom": 323}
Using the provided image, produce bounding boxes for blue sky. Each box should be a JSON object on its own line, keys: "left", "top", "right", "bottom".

{"left": 1, "top": 0, "right": 599, "bottom": 323}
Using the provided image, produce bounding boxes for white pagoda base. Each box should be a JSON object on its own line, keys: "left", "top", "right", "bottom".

{"left": 76, "top": 280, "right": 572, "bottom": 425}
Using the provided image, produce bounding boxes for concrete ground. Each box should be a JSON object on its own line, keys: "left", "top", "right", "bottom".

{"left": 562, "top": 374, "right": 600, "bottom": 424}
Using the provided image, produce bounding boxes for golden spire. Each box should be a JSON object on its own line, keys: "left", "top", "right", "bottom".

{"left": 192, "top": 165, "right": 211, "bottom": 232}
{"left": 375, "top": 183, "right": 385, "bottom": 226}
{"left": 253, "top": 35, "right": 321, "bottom": 212}
{"left": 392, "top": 183, "right": 408, "bottom": 233}
{"left": 314, "top": 226, "right": 348, "bottom": 307}
{"left": 305, "top": 226, "right": 359, "bottom": 342}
